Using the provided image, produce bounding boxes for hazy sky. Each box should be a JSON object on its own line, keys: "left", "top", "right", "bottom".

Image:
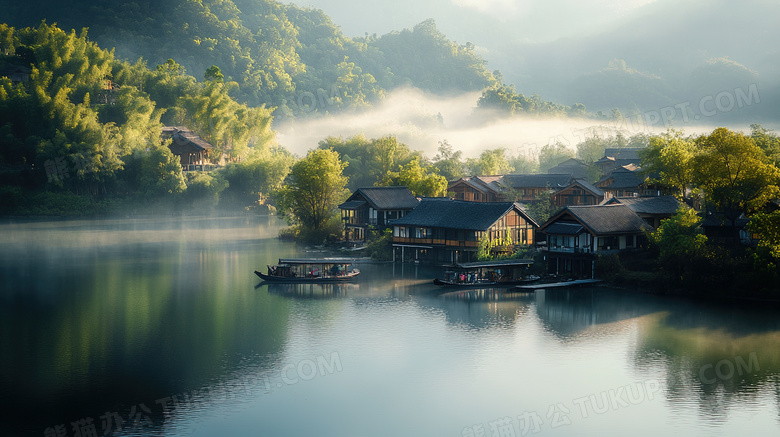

{"left": 289, "top": 0, "right": 657, "bottom": 43}
{"left": 277, "top": 0, "right": 777, "bottom": 158}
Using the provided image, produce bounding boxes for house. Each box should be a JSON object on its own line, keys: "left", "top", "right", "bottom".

{"left": 0, "top": 65, "right": 31, "bottom": 84}
{"left": 162, "top": 127, "right": 218, "bottom": 171}
{"left": 596, "top": 167, "right": 650, "bottom": 198}
{"left": 448, "top": 176, "right": 504, "bottom": 202}
{"left": 338, "top": 187, "right": 420, "bottom": 243}
{"left": 539, "top": 204, "right": 651, "bottom": 277}
{"left": 552, "top": 179, "right": 606, "bottom": 207}
{"left": 548, "top": 158, "right": 592, "bottom": 179}
{"left": 701, "top": 212, "right": 758, "bottom": 246}
{"left": 594, "top": 148, "right": 643, "bottom": 175}
{"left": 391, "top": 198, "right": 539, "bottom": 264}
{"left": 500, "top": 174, "right": 574, "bottom": 202}
{"left": 602, "top": 195, "right": 682, "bottom": 228}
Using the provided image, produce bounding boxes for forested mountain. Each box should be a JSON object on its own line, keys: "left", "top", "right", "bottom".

{"left": 3, "top": 0, "right": 497, "bottom": 117}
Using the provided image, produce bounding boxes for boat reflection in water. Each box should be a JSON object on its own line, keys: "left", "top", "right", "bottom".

{"left": 439, "top": 287, "right": 535, "bottom": 303}
{"left": 260, "top": 282, "right": 358, "bottom": 299}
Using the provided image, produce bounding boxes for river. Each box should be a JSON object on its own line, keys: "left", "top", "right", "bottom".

{"left": 1, "top": 216, "right": 779, "bottom": 436}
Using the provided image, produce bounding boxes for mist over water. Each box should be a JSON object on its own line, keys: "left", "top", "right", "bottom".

{"left": 275, "top": 87, "right": 757, "bottom": 159}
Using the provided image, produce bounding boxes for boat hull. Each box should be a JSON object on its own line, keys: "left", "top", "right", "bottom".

{"left": 432, "top": 276, "right": 539, "bottom": 287}
{"left": 255, "top": 270, "right": 359, "bottom": 283}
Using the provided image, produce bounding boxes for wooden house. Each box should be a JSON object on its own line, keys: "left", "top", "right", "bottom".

{"left": 162, "top": 127, "right": 218, "bottom": 171}
{"left": 594, "top": 148, "right": 643, "bottom": 175}
{"left": 0, "top": 65, "right": 31, "bottom": 84}
{"left": 500, "top": 174, "right": 574, "bottom": 202}
{"left": 448, "top": 176, "right": 504, "bottom": 202}
{"left": 552, "top": 179, "right": 606, "bottom": 207}
{"left": 596, "top": 167, "right": 649, "bottom": 198}
{"left": 548, "top": 158, "right": 592, "bottom": 179}
{"left": 391, "top": 199, "right": 539, "bottom": 264}
{"left": 602, "top": 195, "right": 682, "bottom": 228}
{"left": 539, "top": 204, "right": 651, "bottom": 277}
{"left": 701, "top": 212, "right": 757, "bottom": 246}
{"left": 338, "top": 187, "right": 420, "bottom": 243}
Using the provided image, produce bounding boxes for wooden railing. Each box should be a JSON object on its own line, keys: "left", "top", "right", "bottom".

{"left": 393, "top": 237, "right": 478, "bottom": 247}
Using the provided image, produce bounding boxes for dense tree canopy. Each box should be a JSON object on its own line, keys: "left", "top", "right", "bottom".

{"left": 4, "top": 1, "right": 498, "bottom": 118}
{"left": 692, "top": 127, "right": 780, "bottom": 223}
{"left": 277, "top": 148, "right": 349, "bottom": 242}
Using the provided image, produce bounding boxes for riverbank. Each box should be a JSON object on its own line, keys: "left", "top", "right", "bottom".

{"left": 596, "top": 251, "right": 780, "bottom": 305}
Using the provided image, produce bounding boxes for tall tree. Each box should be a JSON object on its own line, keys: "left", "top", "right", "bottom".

{"left": 692, "top": 127, "right": 780, "bottom": 241}
{"left": 640, "top": 129, "right": 696, "bottom": 200}
{"left": 432, "top": 140, "right": 465, "bottom": 181}
{"left": 466, "top": 148, "right": 514, "bottom": 176}
{"left": 277, "top": 148, "right": 349, "bottom": 242}
{"left": 379, "top": 156, "right": 447, "bottom": 197}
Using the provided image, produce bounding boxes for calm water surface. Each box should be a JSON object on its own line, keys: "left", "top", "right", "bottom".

{"left": 1, "top": 216, "right": 779, "bottom": 436}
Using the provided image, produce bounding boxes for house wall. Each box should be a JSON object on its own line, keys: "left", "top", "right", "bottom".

{"left": 553, "top": 186, "right": 600, "bottom": 207}
{"left": 450, "top": 184, "right": 497, "bottom": 202}
{"left": 392, "top": 210, "right": 537, "bottom": 263}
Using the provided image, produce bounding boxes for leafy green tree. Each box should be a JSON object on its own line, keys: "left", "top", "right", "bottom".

{"left": 692, "top": 128, "right": 780, "bottom": 241}
{"left": 432, "top": 140, "right": 465, "bottom": 181}
{"left": 379, "top": 156, "right": 447, "bottom": 197}
{"left": 525, "top": 188, "right": 558, "bottom": 224}
{"left": 321, "top": 135, "right": 417, "bottom": 190}
{"left": 204, "top": 65, "right": 224, "bottom": 82}
{"left": 277, "top": 148, "right": 350, "bottom": 242}
{"left": 184, "top": 171, "right": 229, "bottom": 210}
{"left": 648, "top": 206, "right": 709, "bottom": 280}
{"left": 220, "top": 146, "right": 294, "bottom": 209}
{"left": 508, "top": 153, "right": 538, "bottom": 174}
{"left": 748, "top": 211, "right": 780, "bottom": 259}
{"left": 538, "top": 142, "right": 575, "bottom": 173}
{"left": 750, "top": 124, "right": 780, "bottom": 166}
{"left": 135, "top": 146, "right": 187, "bottom": 197}
{"left": 640, "top": 129, "right": 696, "bottom": 200}
{"left": 466, "top": 148, "right": 514, "bottom": 176}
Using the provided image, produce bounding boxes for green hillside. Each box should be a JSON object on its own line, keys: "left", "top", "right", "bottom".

{"left": 3, "top": 0, "right": 497, "bottom": 117}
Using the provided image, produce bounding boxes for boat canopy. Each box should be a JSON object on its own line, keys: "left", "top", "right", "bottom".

{"left": 278, "top": 258, "right": 360, "bottom": 265}
{"left": 454, "top": 259, "right": 534, "bottom": 269}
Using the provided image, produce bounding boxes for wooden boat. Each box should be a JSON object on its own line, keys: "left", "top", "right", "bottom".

{"left": 255, "top": 258, "right": 360, "bottom": 283}
{"left": 433, "top": 259, "right": 539, "bottom": 287}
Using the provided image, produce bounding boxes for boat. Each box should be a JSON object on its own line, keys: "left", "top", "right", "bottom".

{"left": 433, "top": 259, "right": 540, "bottom": 287}
{"left": 255, "top": 258, "right": 360, "bottom": 283}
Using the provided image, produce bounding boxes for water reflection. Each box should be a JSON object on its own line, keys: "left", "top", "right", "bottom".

{"left": 633, "top": 300, "right": 780, "bottom": 423}
{"left": 261, "top": 282, "right": 356, "bottom": 299}
{"left": 2, "top": 217, "right": 780, "bottom": 436}
{"left": 0, "top": 216, "right": 294, "bottom": 436}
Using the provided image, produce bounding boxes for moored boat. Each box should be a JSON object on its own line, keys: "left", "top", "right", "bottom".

{"left": 255, "top": 258, "right": 360, "bottom": 282}
{"left": 433, "top": 259, "right": 539, "bottom": 287}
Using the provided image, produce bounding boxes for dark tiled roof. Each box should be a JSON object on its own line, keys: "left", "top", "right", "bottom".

{"left": 605, "top": 196, "right": 682, "bottom": 215}
{"left": 391, "top": 198, "right": 536, "bottom": 230}
{"left": 542, "top": 204, "right": 651, "bottom": 235}
{"left": 501, "top": 173, "right": 573, "bottom": 189}
{"left": 603, "top": 148, "right": 642, "bottom": 161}
{"left": 597, "top": 168, "right": 647, "bottom": 189}
{"left": 545, "top": 222, "right": 584, "bottom": 235}
{"left": 449, "top": 176, "right": 505, "bottom": 196}
{"left": 347, "top": 187, "right": 419, "bottom": 210}
{"left": 557, "top": 179, "right": 604, "bottom": 197}
{"left": 338, "top": 200, "right": 366, "bottom": 210}
{"left": 548, "top": 159, "right": 591, "bottom": 179}
{"left": 163, "top": 126, "right": 213, "bottom": 150}
{"left": 701, "top": 213, "right": 750, "bottom": 229}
